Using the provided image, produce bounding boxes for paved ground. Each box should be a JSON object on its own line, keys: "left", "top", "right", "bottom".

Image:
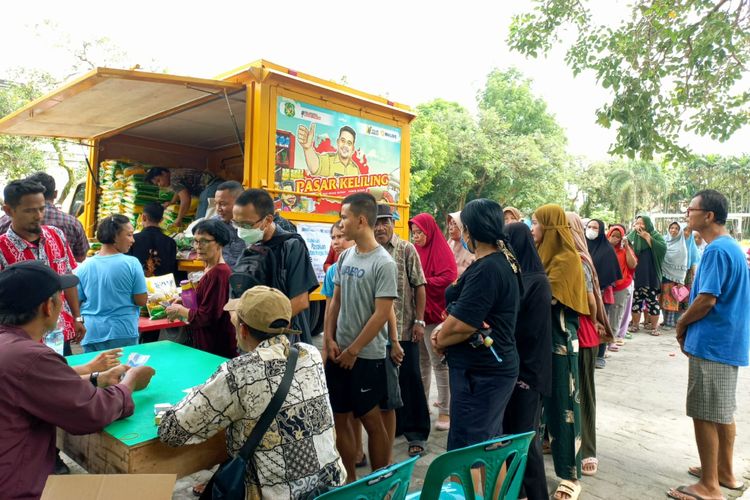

{"left": 64, "top": 328, "right": 749, "bottom": 499}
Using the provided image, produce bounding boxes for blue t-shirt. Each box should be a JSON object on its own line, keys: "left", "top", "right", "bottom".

{"left": 321, "top": 263, "right": 337, "bottom": 299}
{"left": 76, "top": 253, "right": 148, "bottom": 345}
{"left": 684, "top": 236, "right": 750, "bottom": 366}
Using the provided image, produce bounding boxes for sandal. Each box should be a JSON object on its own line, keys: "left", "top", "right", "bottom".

{"left": 615, "top": 338, "right": 625, "bottom": 346}
{"left": 192, "top": 483, "right": 206, "bottom": 497}
{"left": 408, "top": 444, "right": 426, "bottom": 457}
{"left": 608, "top": 344, "right": 620, "bottom": 352}
{"left": 554, "top": 480, "right": 581, "bottom": 500}
{"left": 628, "top": 325, "right": 639, "bottom": 333}
{"left": 666, "top": 485, "right": 711, "bottom": 500}
{"left": 624, "top": 333, "right": 633, "bottom": 340}
{"left": 650, "top": 329, "right": 661, "bottom": 336}
{"left": 688, "top": 466, "right": 747, "bottom": 490}
{"left": 582, "top": 457, "right": 598, "bottom": 476}
{"left": 355, "top": 454, "right": 368, "bottom": 468}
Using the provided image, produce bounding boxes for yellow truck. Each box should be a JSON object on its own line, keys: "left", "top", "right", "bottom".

{"left": 0, "top": 60, "right": 415, "bottom": 313}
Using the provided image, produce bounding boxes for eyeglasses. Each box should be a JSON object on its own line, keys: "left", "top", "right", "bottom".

{"left": 231, "top": 218, "right": 261, "bottom": 230}
{"left": 686, "top": 208, "right": 707, "bottom": 216}
{"left": 192, "top": 238, "right": 216, "bottom": 246}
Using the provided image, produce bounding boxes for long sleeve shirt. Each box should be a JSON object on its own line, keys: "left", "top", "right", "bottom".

{"left": 0, "top": 325, "right": 134, "bottom": 499}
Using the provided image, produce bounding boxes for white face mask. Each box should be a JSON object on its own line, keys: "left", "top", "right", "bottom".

{"left": 585, "top": 228, "right": 599, "bottom": 241}
{"left": 237, "top": 227, "right": 263, "bottom": 245}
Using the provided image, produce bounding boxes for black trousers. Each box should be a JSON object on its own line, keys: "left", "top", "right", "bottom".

{"left": 395, "top": 341, "right": 431, "bottom": 444}
{"left": 503, "top": 384, "right": 548, "bottom": 500}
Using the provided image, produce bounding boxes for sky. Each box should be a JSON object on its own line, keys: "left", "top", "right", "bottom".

{"left": 1, "top": 0, "right": 748, "bottom": 163}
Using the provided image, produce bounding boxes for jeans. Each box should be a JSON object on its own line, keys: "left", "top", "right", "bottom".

{"left": 82, "top": 336, "right": 138, "bottom": 353}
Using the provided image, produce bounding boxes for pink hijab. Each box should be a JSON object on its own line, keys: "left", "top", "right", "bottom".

{"left": 410, "top": 213, "right": 458, "bottom": 324}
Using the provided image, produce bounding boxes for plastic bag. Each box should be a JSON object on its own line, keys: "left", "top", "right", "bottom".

{"left": 145, "top": 274, "right": 180, "bottom": 320}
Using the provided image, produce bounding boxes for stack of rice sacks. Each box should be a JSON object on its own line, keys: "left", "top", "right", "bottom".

{"left": 97, "top": 160, "right": 162, "bottom": 228}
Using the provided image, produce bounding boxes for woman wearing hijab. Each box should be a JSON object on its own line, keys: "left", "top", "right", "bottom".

{"left": 627, "top": 215, "right": 667, "bottom": 334}
{"left": 567, "top": 212, "right": 615, "bottom": 478}
{"left": 679, "top": 223, "right": 701, "bottom": 324}
{"left": 431, "top": 199, "right": 521, "bottom": 453}
{"left": 504, "top": 222, "right": 552, "bottom": 500}
{"left": 446, "top": 211, "right": 475, "bottom": 277}
{"left": 531, "top": 204, "right": 588, "bottom": 500}
{"left": 410, "top": 213, "right": 458, "bottom": 432}
{"left": 504, "top": 206, "right": 523, "bottom": 225}
{"left": 606, "top": 224, "right": 638, "bottom": 345}
{"left": 585, "top": 218, "right": 622, "bottom": 363}
{"left": 660, "top": 221, "right": 688, "bottom": 328}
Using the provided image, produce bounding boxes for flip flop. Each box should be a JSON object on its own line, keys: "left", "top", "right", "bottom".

{"left": 192, "top": 483, "right": 206, "bottom": 497}
{"left": 408, "top": 444, "right": 426, "bottom": 457}
{"left": 650, "top": 329, "right": 662, "bottom": 336}
{"left": 553, "top": 480, "right": 581, "bottom": 500}
{"left": 355, "top": 454, "right": 368, "bottom": 468}
{"left": 688, "top": 466, "right": 747, "bottom": 491}
{"left": 624, "top": 333, "right": 633, "bottom": 339}
{"left": 666, "top": 485, "right": 710, "bottom": 500}
{"left": 582, "top": 457, "right": 598, "bottom": 476}
{"left": 628, "top": 325, "right": 640, "bottom": 333}
{"left": 615, "top": 338, "right": 626, "bottom": 346}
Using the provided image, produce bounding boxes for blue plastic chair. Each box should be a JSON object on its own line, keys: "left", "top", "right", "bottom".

{"left": 316, "top": 455, "right": 420, "bottom": 500}
{"left": 405, "top": 431, "right": 535, "bottom": 500}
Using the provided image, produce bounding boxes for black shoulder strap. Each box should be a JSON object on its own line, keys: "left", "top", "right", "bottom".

{"left": 237, "top": 346, "right": 299, "bottom": 461}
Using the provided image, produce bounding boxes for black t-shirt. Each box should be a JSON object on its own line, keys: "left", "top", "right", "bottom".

{"left": 634, "top": 247, "right": 660, "bottom": 289}
{"left": 128, "top": 226, "right": 178, "bottom": 277}
{"left": 444, "top": 252, "right": 520, "bottom": 374}
{"left": 515, "top": 271, "right": 553, "bottom": 396}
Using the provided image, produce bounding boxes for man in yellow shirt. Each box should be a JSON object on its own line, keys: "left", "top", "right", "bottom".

{"left": 297, "top": 124, "right": 360, "bottom": 177}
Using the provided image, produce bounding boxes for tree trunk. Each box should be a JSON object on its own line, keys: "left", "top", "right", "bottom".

{"left": 52, "top": 139, "right": 75, "bottom": 204}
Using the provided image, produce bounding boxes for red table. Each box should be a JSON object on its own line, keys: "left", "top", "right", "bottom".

{"left": 138, "top": 317, "right": 187, "bottom": 333}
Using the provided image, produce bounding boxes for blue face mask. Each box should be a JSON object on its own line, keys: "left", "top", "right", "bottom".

{"left": 460, "top": 235, "right": 473, "bottom": 254}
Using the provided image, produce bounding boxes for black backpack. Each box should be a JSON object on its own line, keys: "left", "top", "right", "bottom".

{"left": 229, "top": 232, "right": 305, "bottom": 298}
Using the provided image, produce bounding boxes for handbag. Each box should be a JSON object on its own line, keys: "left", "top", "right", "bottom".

{"left": 671, "top": 284, "right": 690, "bottom": 303}
{"left": 201, "top": 346, "right": 299, "bottom": 500}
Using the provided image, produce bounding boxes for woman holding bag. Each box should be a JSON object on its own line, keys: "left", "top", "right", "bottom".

{"left": 431, "top": 199, "right": 522, "bottom": 451}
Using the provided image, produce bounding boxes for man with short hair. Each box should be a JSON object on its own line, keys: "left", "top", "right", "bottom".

{"left": 232, "top": 188, "right": 318, "bottom": 343}
{"left": 0, "top": 172, "right": 89, "bottom": 262}
{"left": 159, "top": 285, "right": 345, "bottom": 498}
{"left": 145, "top": 167, "right": 223, "bottom": 225}
{"left": 0, "top": 260, "right": 155, "bottom": 499}
{"left": 298, "top": 125, "right": 360, "bottom": 177}
{"left": 670, "top": 189, "right": 750, "bottom": 500}
{"left": 211, "top": 180, "right": 247, "bottom": 267}
{"left": 0, "top": 179, "right": 85, "bottom": 356}
{"left": 324, "top": 192, "right": 398, "bottom": 480}
{"left": 128, "top": 202, "right": 177, "bottom": 277}
{"left": 374, "top": 204, "right": 430, "bottom": 457}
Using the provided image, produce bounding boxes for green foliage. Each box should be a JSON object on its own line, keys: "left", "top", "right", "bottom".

{"left": 410, "top": 69, "right": 574, "bottom": 222}
{"left": 509, "top": 0, "right": 750, "bottom": 160}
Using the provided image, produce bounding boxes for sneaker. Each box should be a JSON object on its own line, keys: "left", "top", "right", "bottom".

{"left": 595, "top": 358, "right": 606, "bottom": 369}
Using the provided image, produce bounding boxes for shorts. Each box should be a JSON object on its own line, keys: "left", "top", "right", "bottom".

{"left": 631, "top": 286, "right": 660, "bottom": 316}
{"left": 325, "top": 358, "right": 387, "bottom": 418}
{"left": 686, "top": 356, "right": 738, "bottom": 424}
{"left": 379, "top": 345, "right": 403, "bottom": 411}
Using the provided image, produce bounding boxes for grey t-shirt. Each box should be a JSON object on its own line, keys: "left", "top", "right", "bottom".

{"left": 334, "top": 245, "right": 398, "bottom": 360}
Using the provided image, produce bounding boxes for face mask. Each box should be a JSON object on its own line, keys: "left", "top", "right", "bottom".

{"left": 237, "top": 227, "right": 263, "bottom": 245}
{"left": 585, "top": 228, "right": 598, "bottom": 241}
{"left": 460, "top": 235, "right": 474, "bottom": 254}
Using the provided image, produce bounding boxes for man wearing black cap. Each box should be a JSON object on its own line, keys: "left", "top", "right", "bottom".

{"left": 0, "top": 261, "right": 155, "bottom": 500}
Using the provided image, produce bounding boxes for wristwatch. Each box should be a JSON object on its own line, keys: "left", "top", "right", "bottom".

{"left": 414, "top": 320, "right": 426, "bottom": 327}
{"left": 89, "top": 372, "right": 99, "bottom": 387}
{"left": 75, "top": 316, "right": 85, "bottom": 324}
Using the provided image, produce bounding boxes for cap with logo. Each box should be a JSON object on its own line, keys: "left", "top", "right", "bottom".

{"left": 0, "top": 260, "right": 79, "bottom": 314}
{"left": 223, "top": 285, "right": 301, "bottom": 336}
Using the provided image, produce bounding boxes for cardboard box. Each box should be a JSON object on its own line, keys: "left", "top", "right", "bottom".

{"left": 41, "top": 474, "right": 176, "bottom": 500}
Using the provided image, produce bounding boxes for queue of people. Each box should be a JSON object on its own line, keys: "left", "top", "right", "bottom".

{"left": 1, "top": 167, "right": 748, "bottom": 500}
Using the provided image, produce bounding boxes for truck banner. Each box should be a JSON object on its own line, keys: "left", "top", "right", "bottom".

{"left": 274, "top": 96, "right": 402, "bottom": 216}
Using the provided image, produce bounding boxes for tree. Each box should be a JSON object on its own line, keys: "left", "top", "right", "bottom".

{"left": 508, "top": 0, "right": 750, "bottom": 160}
{"left": 0, "top": 74, "right": 47, "bottom": 184}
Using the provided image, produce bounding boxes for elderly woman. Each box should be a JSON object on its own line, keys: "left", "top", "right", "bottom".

{"left": 504, "top": 206, "right": 523, "bottom": 225}
{"left": 531, "top": 204, "right": 589, "bottom": 500}
{"left": 410, "top": 213, "right": 457, "bottom": 431}
{"left": 627, "top": 215, "right": 667, "bottom": 334}
{"left": 660, "top": 221, "right": 688, "bottom": 328}
{"left": 432, "top": 199, "right": 521, "bottom": 452}
{"left": 166, "top": 219, "right": 236, "bottom": 358}
{"left": 76, "top": 215, "right": 148, "bottom": 353}
{"left": 446, "top": 211, "right": 475, "bottom": 277}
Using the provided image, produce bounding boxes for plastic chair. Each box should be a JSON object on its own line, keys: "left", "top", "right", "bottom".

{"left": 405, "top": 431, "right": 535, "bottom": 500}
{"left": 316, "top": 455, "right": 420, "bottom": 500}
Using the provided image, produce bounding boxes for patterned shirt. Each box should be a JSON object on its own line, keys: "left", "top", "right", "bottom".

{"left": 158, "top": 335, "right": 345, "bottom": 499}
{"left": 0, "top": 203, "right": 89, "bottom": 261}
{"left": 0, "top": 226, "right": 78, "bottom": 340}
{"left": 382, "top": 234, "right": 427, "bottom": 341}
{"left": 169, "top": 169, "right": 217, "bottom": 196}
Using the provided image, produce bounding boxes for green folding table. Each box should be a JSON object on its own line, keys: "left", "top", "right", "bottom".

{"left": 59, "top": 341, "right": 229, "bottom": 477}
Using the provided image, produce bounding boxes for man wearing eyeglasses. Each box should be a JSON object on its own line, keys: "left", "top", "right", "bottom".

{"left": 669, "top": 189, "right": 750, "bottom": 500}
{"left": 232, "top": 189, "right": 318, "bottom": 344}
